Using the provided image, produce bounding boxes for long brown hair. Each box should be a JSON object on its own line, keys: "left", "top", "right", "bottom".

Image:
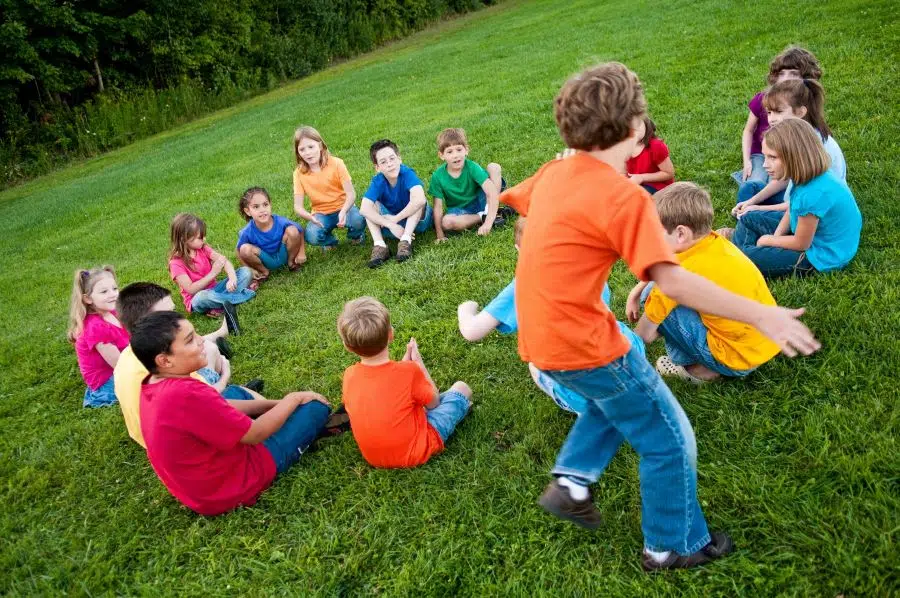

{"left": 294, "top": 126, "right": 330, "bottom": 174}
{"left": 764, "top": 119, "right": 830, "bottom": 185}
{"left": 67, "top": 266, "right": 116, "bottom": 343}
{"left": 169, "top": 213, "right": 207, "bottom": 271}
{"left": 764, "top": 79, "right": 831, "bottom": 139}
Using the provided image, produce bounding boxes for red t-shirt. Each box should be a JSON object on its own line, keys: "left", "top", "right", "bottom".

{"left": 501, "top": 153, "right": 677, "bottom": 371}
{"left": 626, "top": 137, "right": 674, "bottom": 191}
{"left": 168, "top": 245, "right": 216, "bottom": 312}
{"left": 140, "top": 377, "right": 276, "bottom": 515}
{"left": 342, "top": 361, "right": 443, "bottom": 468}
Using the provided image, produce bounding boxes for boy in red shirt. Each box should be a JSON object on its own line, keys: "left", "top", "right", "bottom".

{"left": 501, "top": 62, "right": 820, "bottom": 570}
{"left": 131, "top": 311, "right": 330, "bottom": 516}
{"left": 338, "top": 297, "right": 472, "bottom": 468}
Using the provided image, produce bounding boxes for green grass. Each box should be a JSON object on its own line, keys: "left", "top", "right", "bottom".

{"left": 2, "top": 0, "right": 899, "bottom": 595}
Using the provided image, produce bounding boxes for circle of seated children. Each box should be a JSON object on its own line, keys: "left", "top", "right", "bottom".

{"left": 67, "top": 47, "right": 860, "bottom": 572}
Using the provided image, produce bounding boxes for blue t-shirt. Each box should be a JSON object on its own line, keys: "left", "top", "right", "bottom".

{"left": 363, "top": 164, "right": 424, "bottom": 215}
{"left": 484, "top": 280, "right": 645, "bottom": 354}
{"left": 787, "top": 171, "right": 862, "bottom": 272}
{"left": 822, "top": 135, "right": 846, "bottom": 181}
{"left": 236, "top": 214, "right": 302, "bottom": 255}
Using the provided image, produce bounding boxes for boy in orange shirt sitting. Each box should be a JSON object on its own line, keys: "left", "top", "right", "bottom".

{"left": 625, "top": 182, "right": 780, "bottom": 382}
{"left": 501, "top": 62, "right": 820, "bottom": 570}
{"left": 337, "top": 297, "right": 473, "bottom": 468}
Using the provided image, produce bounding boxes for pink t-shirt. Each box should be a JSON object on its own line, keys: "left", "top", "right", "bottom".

{"left": 168, "top": 245, "right": 216, "bottom": 312}
{"left": 75, "top": 312, "right": 130, "bottom": 390}
{"left": 140, "top": 377, "right": 277, "bottom": 516}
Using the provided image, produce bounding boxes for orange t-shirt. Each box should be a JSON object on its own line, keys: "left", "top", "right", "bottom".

{"left": 292, "top": 156, "right": 352, "bottom": 215}
{"left": 342, "top": 360, "right": 443, "bottom": 468}
{"left": 501, "top": 152, "right": 677, "bottom": 371}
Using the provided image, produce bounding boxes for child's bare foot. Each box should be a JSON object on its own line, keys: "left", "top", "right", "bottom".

{"left": 685, "top": 363, "right": 721, "bottom": 381}
{"left": 289, "top": 255, "right": 307, "bottom": 271}
{"left": 716, "top": 227, "right": 735, "bottom": 241}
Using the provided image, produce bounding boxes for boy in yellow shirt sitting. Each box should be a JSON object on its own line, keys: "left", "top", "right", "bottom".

{"left": 626, "top": 182, "right": 780, "bottom": 382}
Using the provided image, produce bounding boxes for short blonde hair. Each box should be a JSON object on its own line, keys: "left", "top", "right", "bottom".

{"left": 654, "top": 182, "right": 714, "bottom": 236}
{"left": 437, "top": 128, "right": 468, "bottom": 152}
{"left": 764, "top": 119, "right": 829, "bottom": 185}
{"left": 337, "top": 297, "right": 391, "bottom": 357}
{"left": 554, "top": 62, "right": 647, "bottom": 151}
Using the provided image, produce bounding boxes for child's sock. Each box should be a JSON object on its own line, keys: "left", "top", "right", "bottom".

{"left": 558, "top": 476, "right": 589, "bottom": 501}
{"left": 400, "top": 234, "right": 412, "bottom": 243}
{"left": 644, "top": 548, "right": 672, "bottom": 563}
{"left": 374, "top": 239, "right": 387, "bottom": 248}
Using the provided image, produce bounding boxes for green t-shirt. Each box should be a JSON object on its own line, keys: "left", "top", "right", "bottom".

{"left": 428, "top": 159, "right": 489, "bottom": 209}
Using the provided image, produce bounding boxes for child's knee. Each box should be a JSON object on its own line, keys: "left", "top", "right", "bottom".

{"left": 449, "top": 380, "right": 472, "bottom": 399}
{"left": 487, "top": 162, "right": 502, "bottom": 177}
{"left": 238, "top": 244, "right": 258, "bottom": 260}
{"left": 283, "top": 226, "right": 301, "bottom": 242}
{"left": 441, "top": 215, "right": 458, "bottom": 230}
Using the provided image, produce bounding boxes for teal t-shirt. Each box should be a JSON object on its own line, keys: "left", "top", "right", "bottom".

{"left": 787, "top": 171, "right": 862, "bottom": 272}
{"left": 428, "top": 159, "right": 489, "bottom": 209}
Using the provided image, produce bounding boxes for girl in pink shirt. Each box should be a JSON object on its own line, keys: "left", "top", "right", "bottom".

{"left": 68, "top": 266, "right": 130, "bottom": 407}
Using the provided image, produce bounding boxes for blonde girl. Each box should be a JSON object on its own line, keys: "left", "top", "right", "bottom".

{"left": 68, "top": 266, "right": 130, "bottom": 407}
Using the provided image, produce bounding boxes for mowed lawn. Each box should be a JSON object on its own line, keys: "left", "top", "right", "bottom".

{"left": 2, "top": 0, "right": 899, "bottom": 594}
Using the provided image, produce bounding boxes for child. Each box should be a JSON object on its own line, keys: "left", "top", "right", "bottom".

{"left": 625, "top": 117, "right": 674, "bottom": 195}
{"left": 729, "top": 119, "right": 862, "bottom": 277}
{"left": 429, "top": 127, "right": 506, "bottom": 241}
{"left": 458, "top": 218, "right": 646, "bottom": 415}
{"left": 68, "top": 267, "right": 130, "bottom": 408}
{"left": 132, "top": 311, "right": 331, "bottom": 515}
{"left": 625, "top": 183, "right": 780, "bottom": 383}
{"left": 733, "top": 78, "right": 846, "bottom": 217}
{"left": 359, "top": 140, "right": 433, "bottom": 267}
{"left": 237, "top": 187, "right": 306, "bottom": 280}
{"left": 500, "top": 62, "right": 820, "bottom": 570}
{"left": 114, "top": 282, "right": 269, "bottom": 448}
{"left": 292, "top": 126, "right": 367, "bottom": 249}
{"left": 733, "top": 46, "right": 822, "bottom": 208}
{"left": 338, "top": 297, "right": 472, "bottom": 468}
{"left": 169, "top": 213, "right": 254, "bottom": 333}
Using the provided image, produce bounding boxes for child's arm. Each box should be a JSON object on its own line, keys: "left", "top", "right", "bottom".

{"left": 95, "top": 343, "right": 122, "bottom": 368}
{"left": 212, "top": 355, "right": 231, "bottom": 393}
{"left": 630, "top": 158, "right": 674, "bottom": 185}
{"left": 740, "top": 111, "right": 759, "bottom": 180}
{"left": 732, "top": 179, "right": 789, "bottom": 216}
{"left": 293, "top": 195, "right": 321, "bottom": 225}
{"left": 740, "top": 202, "right": 789, "bottom": 214}
{"left": 240, "top": 391, "right": 330, "bottom": 444}
{"left": 337, "top": 181, "right": 357, "bottom": 227}
{"left": 477, "top": 179, "right": 500, "bottom": 236}
{"left": 173, "top": 257, "right": 226, "bottom": 296}
{"left": 209, "top": 248, "right": 238, "bottom": 291}
{"left": 649, "top": 262, "right": 820, "bottom": 356}
{"left": 402, "top": 338, "right": 440, "bottom": 408}
{"left": 385, "top": 186, "right": 428, "bottom": 223}
{"left": 228, "top": 398, "right": 278, "bottom": 416}
{"left": 359, "top": 197, "right": 404, "bottom": 239}
{"left": 457, "top": 301, "right": 501, "bottom": 341}
{"left": 633, "top": 314, "right": 660, "bottom": 345}
{"left": 625, "top": 281, "right": 650, "bottom": 323}
{"left": 758, "top": 215, "right": 818, "bottom": 251}
{"left": 433, "top": 197, "right": 447, "bottom": 242}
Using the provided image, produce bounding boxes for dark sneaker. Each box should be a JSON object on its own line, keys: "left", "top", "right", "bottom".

{"left": 537, "top": 479, "right": 602, "bottom": 529}
{"left": 221, "top": 301, "right": 240, "bottom": 336}
{"left": 319, "top": 405, "right": 351, "bottom": 437}
{"left": 243, "top": 378, "right": 264, "bottom": 393}
{"left": 215, "top": 337, "right": 233, "bottom": 360}
{"left": 497, "top": 205, "right": 515, "bottom": 219}
{"left": 493, "top": 215, "right": 507, "bottom": 228}
{"left": 395, "top": 240, "right": 413, "bottom": 262}
{"left": 641, "top": 532, "right": 734, "bottom": 572}
{"left": 368, "top": 245, "right": 391, "bottom": 268}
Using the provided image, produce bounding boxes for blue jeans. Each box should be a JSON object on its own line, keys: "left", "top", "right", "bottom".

{"left": 197, "top": 368, "right": 254, "bottom": 400}
{"left": 733, "top": 211, "right": 815, "bottom": 278}
{"left": 425, "top": 390, "right": 471, "bottom": 442}
{"left": 262, "top": 401, "right": 330, "bottom": 474}
{"left": 378, "top": 203, "right": 434, "bottom": 240}
{"left": 546, "top": 342, "right": 711, "bottom": 554}
{"left": 83, "top": 376, "right": 118, "bottom": 408}
{"left": 304, "top": 207, "right": 366, "bottom": 246}
{"left": 639, "top": 284, "right": 751, "bottom": 377}
{"left": 191, "top": 267, "right": 256, "bottom": 313}
{"left": 732, "top": 154, "right": 786, "bottom": 204}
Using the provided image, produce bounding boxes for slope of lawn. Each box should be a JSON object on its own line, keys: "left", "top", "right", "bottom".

{"left": 1, "top": 0, "right": 898, "bottom": 595}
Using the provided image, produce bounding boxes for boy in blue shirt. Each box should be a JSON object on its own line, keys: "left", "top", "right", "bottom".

{"left": 360, "top": 139, "right": 434, "bottom": 268}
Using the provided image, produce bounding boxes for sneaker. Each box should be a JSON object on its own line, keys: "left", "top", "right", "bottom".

{"left": 493, "top": 215, "right": 507, "bottom": 228}
{"left": 641, "top": 532, "right": 734, "bottom": 571}
{"left": 497, "top": 205, "right": 515, "bottom": 219}
{"left": 243, "top": 378, "right": 264, "bottom": 393}
{"left": 215, "top": 337, "right": 233, "bottom": 360}
{"left": 320, "top": 405, "right": 351, "bottom": 437}
{"left": 368, "top": 245, "right": 391, "bottom": 268}
{"left": 221, "top": 301, "right": 240, "bottom": 336}
{"left": 396, "top": 240, "right": 413, "bottom": 263}
{"left": 537, "top": 478, "right": 602, "bottom": 529}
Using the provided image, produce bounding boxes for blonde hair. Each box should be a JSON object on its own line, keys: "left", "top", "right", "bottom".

{"left": 654, "top": 182, "right": 714, "bottom": 236}
{"left": 294, "top": 126, "right": 330, "bottom": 173}
{"left": 764, "top": 119, "right": 830, "bottom": 185}
{"left": 437, "top": 128, "right": 468, "bottom": 152}
{"left": 169, "top": 213, "right": 206, "bottom": 271}
{"left": 337, "top": 297, "right": 391, "bottom": 357}
{"left": 67, "top": 266, "right": 117, "bottom": 343}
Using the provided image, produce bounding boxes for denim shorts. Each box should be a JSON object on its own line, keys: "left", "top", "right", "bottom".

{"left": 259, "top": 244, "right": 289, "bottom": 270}
{"left": 425, "top": 390, "right": 471, "bottom": 442}
{"left": 83, "top": 376, "right": 118, "bottom": 408}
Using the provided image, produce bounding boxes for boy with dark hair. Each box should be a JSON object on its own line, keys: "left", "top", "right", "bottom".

{"left": 359, "top": 139, "right": 433, "bottom": 267}
{"left": 132, "top": 311, "right": 330, "bottom": 515}
{"left": 501, "top": 62, "right": 820, "bottom": 570}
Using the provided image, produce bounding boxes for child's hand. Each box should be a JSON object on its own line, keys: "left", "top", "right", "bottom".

{"left": 625, "top": 289, "right": 642, "bottom": 323}
{"left": 742, "top": 160, "right": 753, "bottom": 181}
{"left": 435, "top": 235, "right": 448, "bottom": 244}
{"left": 218, "top": 356, "right": 231, "bottom": 385}
{"left": 312, "top": 214, "right": 326, "bottom": 227}
{"left": 225, "top": 275, "right": 237, "bottom": 292}
{"left": 756, "top": 234, "right": 776, "bottom": 247}
{"left": 755, "top": 306, "right": 821, "bottom": 358}
{"left": 211, "top": 256, "right": 227, "bottom": 275}
{"left": 286, "top": 391, "right": 330, "bottom": 406}
{"left": 628, "top": 173, "right": 644, "bottom": 185}
{"left": 388, "top": 223, "right": 405, "bottom": 239}
{"left": 337, "top": 209, "right": 347, "bottom": 228}
{"left": 477, "top": 221, "right": 493, "bottom": 236}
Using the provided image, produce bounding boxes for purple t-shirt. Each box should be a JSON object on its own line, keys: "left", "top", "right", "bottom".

{"left": 749, "top": 91, "right": 769, "bottom": 155}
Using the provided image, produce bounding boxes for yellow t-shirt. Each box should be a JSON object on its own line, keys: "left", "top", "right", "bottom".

{"left": 644, "top": 232, "right": 780, "bottom": 371}
{"left": 113, "top": 346, "right": 207, "bottom": 448}
{"left": 292, "top": 156, "right": 352, "bottom": 215}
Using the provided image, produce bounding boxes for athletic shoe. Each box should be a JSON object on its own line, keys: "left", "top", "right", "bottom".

{"left": 368, "top": 245, "right": 391, "bottom": 268}
{"left": 215, "top": 337, "right": 233, "bottom": 360}
{"left": 221, "top": 301, "right": 240, "bottom": 336}
{"left": 243, "top": 378, "right": 264, "bottom": 393}
{"left": 396, "top": 240, "right": 413, "bottom": 262}
{"left": 641, "top": 532, "right": 734, "bottom": 571}
{"left": 537, "top": 478, "right": 602, "bottom": 529}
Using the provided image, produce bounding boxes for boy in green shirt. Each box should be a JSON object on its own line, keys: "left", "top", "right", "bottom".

{"left": 428, "top": 128, "right": 508, "bottom": 241}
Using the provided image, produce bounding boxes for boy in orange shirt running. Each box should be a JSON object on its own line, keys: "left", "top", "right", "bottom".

{"left": 501, "top": 62, "right": 820, "bottom": 571}
{"left": 338, "top": 297, "right": 473, "bottom": 468}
